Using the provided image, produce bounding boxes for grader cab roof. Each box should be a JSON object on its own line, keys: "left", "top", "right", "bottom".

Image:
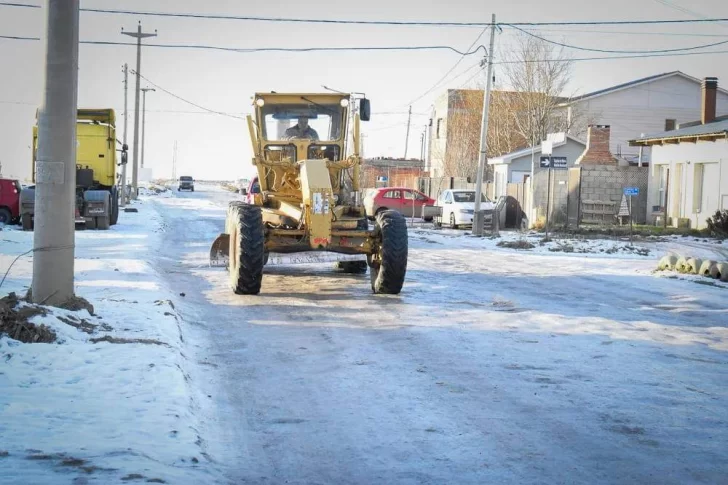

{"left": 252, "top": 93, "right": 349, "bottom": 106}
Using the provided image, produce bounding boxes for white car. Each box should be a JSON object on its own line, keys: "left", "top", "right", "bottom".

{"left": 436, "top": 189, "right": 495, "bottom": 228}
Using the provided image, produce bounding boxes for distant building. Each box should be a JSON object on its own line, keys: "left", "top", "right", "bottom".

{"left": 558, "top": 71, "right": 728, "bottom": 164}
{"left": 361, "top": 157, "right": 425, "bottom": 189}
{"left": 488, "top": 132, "right": 586, "bottom": 197}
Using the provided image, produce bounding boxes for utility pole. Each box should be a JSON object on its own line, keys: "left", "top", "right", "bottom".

{"left": 404, "top": 105, "right": 412, "bottom": 159}
{"left": 141, "top": 87, "right": 155, "bottom": 173}
{"left": 121, "top": 63, "right": 128, "bottom": 207}
{"left": 32, "top": 0, "right": 79, "bottom": 305}
{"left": 473, "top": 14, "right": 496, "bottom": 237}
{"left": 122, "top": 22, "right": 156, "bottom": 200}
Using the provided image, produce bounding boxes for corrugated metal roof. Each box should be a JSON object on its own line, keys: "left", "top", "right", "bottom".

{"left": 631, "top": 118, "right": 728, "bottom": 144}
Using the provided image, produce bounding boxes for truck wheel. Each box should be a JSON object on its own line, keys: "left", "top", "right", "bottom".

{"left": 110, "top": 186, "right": 119, "bottom": 226}
{"left": 228, "top": 203, "right": 265, "bottom": 295}
{"left": 370, "top": 210, "right": 408, "bottom": 294}
{"left": 96, "top": 215, "right": 110, "bottom": 230}
{"left": 0, "top": 208, "right": 12, "bottom": 225}
{"left": 21, "top": 213, "right": 33, "bottom": 231}
{"left": 336, "top": 261, "right": 368, "bottom": 274}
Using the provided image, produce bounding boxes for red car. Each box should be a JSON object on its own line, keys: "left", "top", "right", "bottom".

{"left": 363, "top": 187, "right": 435, "bottom": 221}
{"left": 0, "top": 178, "right": 21, "bottom": 225}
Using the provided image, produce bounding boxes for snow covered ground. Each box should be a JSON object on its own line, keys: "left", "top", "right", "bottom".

{"left": 0, "top": 188, "right": 222, "bottom": 484}
{"left": 2, "top": 183, "right": 727, "bottom": 484}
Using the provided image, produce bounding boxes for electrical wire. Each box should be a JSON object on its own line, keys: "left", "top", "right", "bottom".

{"left": 506, "top": 24, "right": 728, "bottom": 54}
{"left": 129, "top": 70, "right": 247, "bottom": 120}
{"left": 0, "top": 35, "right": 487, "bottom": 56}
{"left": 402, "top": 25, "right": 490, "bottom": 107}
{"left": 3, "top": 2, "right": 728, "bottom": 27}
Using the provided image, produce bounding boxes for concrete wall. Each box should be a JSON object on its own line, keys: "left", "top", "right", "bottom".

{"left": 579, "top": 166, "right": 649, "bottom": 225}
{"left": 572, "top": 74, "right": 728, "bottom": 162}
{"left": 648, "top": 139, "right": 728, "bottom": 229}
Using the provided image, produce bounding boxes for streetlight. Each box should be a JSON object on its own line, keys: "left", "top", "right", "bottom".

{"left": 140, "top": 87, "right": 155, "bottom": 174}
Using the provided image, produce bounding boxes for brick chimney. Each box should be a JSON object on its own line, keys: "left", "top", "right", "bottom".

{"left": 702, "top": 77, "right": 718, "bottom": 124}
{"left": 575, "top": 125, "right": 618, "bottom": 166}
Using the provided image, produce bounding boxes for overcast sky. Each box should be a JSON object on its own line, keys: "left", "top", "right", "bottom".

{"left": 1, "top": 0, "right": 728, "bottom": 181}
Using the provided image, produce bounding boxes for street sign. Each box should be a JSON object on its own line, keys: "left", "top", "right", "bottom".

{"left": 551, "top": 157, "right": 567, "bottom": 169}
{"left": 624, "top": 187, "right": 639, "bottom": 196}
{"left": 540, "top": 156, "right": 568, "bottom": 169}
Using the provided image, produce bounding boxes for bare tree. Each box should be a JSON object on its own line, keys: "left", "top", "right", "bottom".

{"left": 500, "top": 33, "right": 575, "bottom": 145}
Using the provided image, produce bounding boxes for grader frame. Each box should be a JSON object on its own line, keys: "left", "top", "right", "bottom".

{"left": 210, "top": 92, "right": 408, "bottom": 295}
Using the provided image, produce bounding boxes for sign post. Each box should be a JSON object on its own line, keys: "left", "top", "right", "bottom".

{"left": 623, "top": 187, "right": 639, "bottom": 244}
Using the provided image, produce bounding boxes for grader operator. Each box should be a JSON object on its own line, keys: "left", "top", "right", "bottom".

{"left": 210, "top": 93, "right": 408, "bottom": 295}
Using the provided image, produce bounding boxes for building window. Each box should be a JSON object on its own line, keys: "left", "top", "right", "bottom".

{"left": 436, "top": 118, "right": 443, "bottom": 138}
{"left": 665, "top": 119, "right": 676, "bottom": 131}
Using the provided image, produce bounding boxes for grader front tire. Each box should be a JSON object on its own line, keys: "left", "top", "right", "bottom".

{"left": 228, "top": 203, "right": 265, "bottom": 295}
{"left": 370, "top": 210, "right": 408, "bottom": 294}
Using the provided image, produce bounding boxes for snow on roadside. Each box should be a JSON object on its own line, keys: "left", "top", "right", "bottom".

{"left": 409, "top": 227, "right": 655, "bottom": 260}
{"left": 0, "top": 196, "right": 220, "bottom": 483}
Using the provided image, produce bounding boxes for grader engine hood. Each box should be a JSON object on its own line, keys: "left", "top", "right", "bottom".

{"left": 300, "top": 159, "right": 333, "bottom": 249}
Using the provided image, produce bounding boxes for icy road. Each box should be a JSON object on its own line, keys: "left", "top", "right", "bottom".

{"left": 149, "top": 184, "right": 726, "bottom": 484}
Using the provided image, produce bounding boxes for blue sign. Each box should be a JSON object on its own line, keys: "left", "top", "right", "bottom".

{"left": 624, "top": 187, "right": 640, "bottom": 196}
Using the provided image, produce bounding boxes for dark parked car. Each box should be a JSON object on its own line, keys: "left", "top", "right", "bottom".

{"left": 178, "top": 176, "right": 194, "bottom": 192}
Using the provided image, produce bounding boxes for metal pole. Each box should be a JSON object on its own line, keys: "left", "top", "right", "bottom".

{"left": 629, "top": 195, "right": 633, "bottom": 244}
{"left": 141, "top": 87, "right": 155, "bottom": 173}
{"left": 121, "top": 63, "right": 128, "bottom": 207}
{"left": 404, "top": 105, "right": 412, "bottom": 159}
{"left": 122, "top": 22, "right": 156, "bottom": 200}
{"left": 473, "top": 14, "right": 496, "bottom": 236}
{"left": 32, "top": 0, "right": 79, "bottom": 305}
{"left": 545, "top": 167, "right": 551, "bottom": 238}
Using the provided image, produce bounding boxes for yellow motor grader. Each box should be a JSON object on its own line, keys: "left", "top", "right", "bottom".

{"left": 210, "top": 92, "right": 408, "bottom": 295}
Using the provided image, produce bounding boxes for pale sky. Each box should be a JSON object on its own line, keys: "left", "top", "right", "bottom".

{"left": 1, "top": 0, "right": 728, "bottom": 181}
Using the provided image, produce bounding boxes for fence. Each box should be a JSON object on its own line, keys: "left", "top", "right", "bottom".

{"left": 531, "top": 165, "right": 649, "bottom": 228}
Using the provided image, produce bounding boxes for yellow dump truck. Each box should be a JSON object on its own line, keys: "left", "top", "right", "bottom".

{"left": 21, "top": 109, "right": 121, "bottom": 230}
{"left": 210, "top": 92, "right": 409, "bottom": 295}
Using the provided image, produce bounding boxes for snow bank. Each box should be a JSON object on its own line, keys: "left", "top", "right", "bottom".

{"left": 0, "top": 197, "right": 219, "bottom": 483}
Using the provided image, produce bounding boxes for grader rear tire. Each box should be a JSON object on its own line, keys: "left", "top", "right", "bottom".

{"left": 228, "top": 203, "right": 265, "bottom": 295}
{"left": 370, "top": 210, "right": 408, "bottom": 294}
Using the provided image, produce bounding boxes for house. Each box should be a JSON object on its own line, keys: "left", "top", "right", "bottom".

{"left": 361, "top": 157, "right": 425, "bottom": 189}
{"left": 560, "top": 71, "right": 728, "bottom": 164}
{"left": 630, "top": 77, "right": 728, "bottom": 229}
{"left": 427, "top": 90, "right": 530, "bottom": 179}
{"left": 487, "top": 132, "right": 586, "bottom": 197}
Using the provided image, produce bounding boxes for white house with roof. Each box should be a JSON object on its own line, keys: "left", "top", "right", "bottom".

{"left": 630, "top": 78, "right": 728, "bottom": 230}
{"left": 488, "top": 132, "right": 586, "bottom": 197}
{"left": 561, "top": 71, "right": 728, "bottom": 164}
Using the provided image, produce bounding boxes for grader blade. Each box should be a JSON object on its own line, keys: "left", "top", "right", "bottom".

{"left": 209, "top": 233, "right": 230, "bottom": 267}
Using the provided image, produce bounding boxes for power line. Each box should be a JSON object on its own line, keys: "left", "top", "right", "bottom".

{"left": 129, "top": 70, "right": 246, "bottom": 120}
{"left": 493, "top": 48, "right": 728, "bottom": 64}
{"left": 507, "top": 24, "right": 728, "bottom": 54}
{"left": 403, "top": 25, "right": 490, "bottom": 107}
{"left": 0, "top": 35, "right": 486, "bottom": 56}
{"left": 3, "top": 2, "right": 728, "bottom": 27}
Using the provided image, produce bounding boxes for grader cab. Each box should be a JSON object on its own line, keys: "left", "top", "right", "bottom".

{"left": 210, "top": 92, "right": 408, "bottom": 295}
